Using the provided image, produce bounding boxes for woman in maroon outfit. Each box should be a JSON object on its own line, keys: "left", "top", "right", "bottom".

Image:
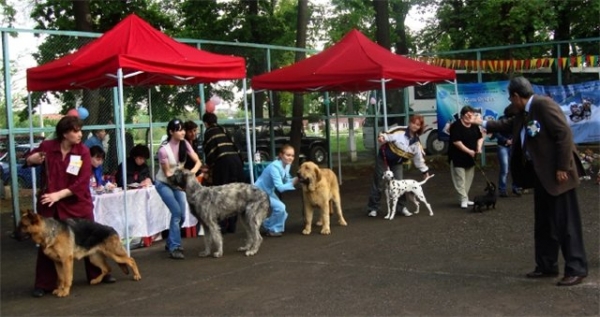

{"left": 25, "top": 116, "right": 114, "bottom": 297}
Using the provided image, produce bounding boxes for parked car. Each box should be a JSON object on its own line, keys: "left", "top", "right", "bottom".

{"left": 212, "top": 122, "right": 329, "bottom": 164}
{"left": 0, "top": 144, "right": 42, "bottom": 189}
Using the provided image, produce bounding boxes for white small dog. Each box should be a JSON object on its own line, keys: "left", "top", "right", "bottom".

{"left": 382, "top": 170, "right": 435, "bottom": 220}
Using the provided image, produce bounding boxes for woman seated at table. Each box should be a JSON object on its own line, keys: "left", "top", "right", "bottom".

{"left": 115, "top": 144, "right": 153, "bottom": 188}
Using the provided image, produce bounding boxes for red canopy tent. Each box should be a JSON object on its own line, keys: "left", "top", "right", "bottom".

{"left": 251, "top": 29, "right": 455, "bottom": 92}
{"left": 27, "top": 13, "right": 246, "bottom": 91}
{"left": 23, "top": 14, "right": 250, "bottom": 250}
{"left": 251, "top": 29, "right": 458, "bottom": 176}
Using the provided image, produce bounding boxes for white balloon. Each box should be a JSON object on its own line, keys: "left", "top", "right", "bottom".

{"left": 210, "top": 95, "right": 222, "bottom": 106}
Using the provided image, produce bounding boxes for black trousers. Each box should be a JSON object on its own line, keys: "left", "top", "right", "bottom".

{"left": 212, "top": 155, "right": 244, "bottom": 233}
{"left": 532, "top": 171, "right": 588, "bottom": 277}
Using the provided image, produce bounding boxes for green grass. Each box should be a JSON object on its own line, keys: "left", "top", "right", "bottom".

{"left": 313, "top": 131, "right": 368, "bottom": 154}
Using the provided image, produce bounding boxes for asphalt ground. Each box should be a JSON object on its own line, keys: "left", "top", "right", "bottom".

{"left": 1, "top": 158, "right": 599, "bottom": 316}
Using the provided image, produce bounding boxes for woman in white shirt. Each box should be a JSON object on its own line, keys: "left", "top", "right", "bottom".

{"left": 366, "top": 115, "right": 430, "bottom": 218}
{"left": 155, "top": 119, "right": 201, "bottom": 260}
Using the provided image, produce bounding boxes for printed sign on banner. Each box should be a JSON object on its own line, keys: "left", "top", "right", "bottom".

{"left": 436, "top": 80, "right": 600, "bottom": 143}
{"left": 436, "top": 81, "right": 509, "bottom": 141}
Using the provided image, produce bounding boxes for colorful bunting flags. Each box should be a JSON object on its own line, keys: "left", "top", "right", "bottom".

{"left": 409, "top": 55, "right": 599, "bottom": 72}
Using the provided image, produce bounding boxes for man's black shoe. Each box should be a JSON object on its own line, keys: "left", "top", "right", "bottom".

{"left": 526, "top": 270, "right": 559, "bottom": 278}
{"left": 557, "top": 275, "right": 586, "bottom": 286}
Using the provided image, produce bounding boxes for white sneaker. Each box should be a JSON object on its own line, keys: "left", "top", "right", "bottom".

{"left": 401, "top": 207, "right": 413, "bottom": 217}
{"left": 460, "top": 201, "right": 468, "bottom": 209}
{"left": 368, "top": 210, "right": 377, "bottom": 217}
{"left": 467, "top": 201, "right": 474, "bottom": 206}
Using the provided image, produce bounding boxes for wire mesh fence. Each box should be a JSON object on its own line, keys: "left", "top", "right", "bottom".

{"left": 1, "top": 27, "right": 598, "bottom": 207}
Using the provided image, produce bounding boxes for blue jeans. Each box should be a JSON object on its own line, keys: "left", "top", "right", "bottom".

{"left": 262, "top": 194, "right": 288, "bottom": 233}
{"left": 155, "top": 180, "right": 187, "bottom": 252}
{"left": 497, "top": 145, "right": 513, "bottom": 193}
{"left": 366, "top": 153, "right": 404, "bottom": 212}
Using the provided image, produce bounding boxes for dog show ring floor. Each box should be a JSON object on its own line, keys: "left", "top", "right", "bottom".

{"left": 1, "top": 158, "right": 599, "bottom": 316}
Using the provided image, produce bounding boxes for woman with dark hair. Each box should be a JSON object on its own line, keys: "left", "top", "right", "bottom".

{"left": 155, "top": 119, "right": 201, "bottom": 260}
{"left": 447, "top": 106, "right": 483, "bottom": 209}
{"left": 365, "top": 114, "right": 431, "bottom": 218}
{"left": 182, "top": 120, "right": 201, "bottom": 175}
{"left": 115, "top": 144, "right": 152, "bottom": 188}
{"left": 24, "top": 116, "right": 114, "bottom": 297}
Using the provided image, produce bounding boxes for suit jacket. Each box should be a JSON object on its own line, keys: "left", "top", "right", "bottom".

{"left": 486, "top": 96, "right": 583, "bottom": 196}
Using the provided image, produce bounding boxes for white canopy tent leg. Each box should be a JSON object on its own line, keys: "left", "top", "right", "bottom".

{"left": 381, "top": 79, "right": 389, "bottom": 131}
{"left": 116, "top": 68, "right": 131, "bottom": 256}
{"left": 334, "top": 96, "right": 342, "bottom": 185}
{"left": 251, "top": 89, "right": 257, "bottom": 157}
{"left": 27, "top": 93, "right": 39, "bottom": 213}
{"left": 244, "top": 80, "right": 255, "bottom": 184}
{"left": 148, "top": 89, "right": 156, "bottom": 177}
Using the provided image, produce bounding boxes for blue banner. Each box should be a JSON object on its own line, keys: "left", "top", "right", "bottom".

{"left": 437, "top": 80, "right": 600, "bottom": 143}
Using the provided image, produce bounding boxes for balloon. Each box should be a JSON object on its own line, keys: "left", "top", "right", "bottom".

{"left": 77, "top": 107, "right": 89, "bottom": 120}
{"left": 205, "top": 100, "right": 215, "bottom": 113}
{"left": 210, "top": 95, "right": 222, "bottom": 106}
{"left": 369, "top": 97, "right": 377, "bottom": 105}
{"left": 67, "top": 108, "right": 79, "bottom": 117}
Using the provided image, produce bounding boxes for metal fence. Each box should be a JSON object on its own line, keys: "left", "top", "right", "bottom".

{"left": 1, "top": 26, "right": 599, "bottom": 216}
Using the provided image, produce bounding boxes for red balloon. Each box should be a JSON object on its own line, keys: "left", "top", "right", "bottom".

{"left": 205, "top": 100, "right": 215, "bottom": 113}
{"left": 67, "top": 108, "right": 79, "bottom": 117}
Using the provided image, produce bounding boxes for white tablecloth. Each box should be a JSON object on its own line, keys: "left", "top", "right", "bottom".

{"left": 92, "top": 186, "right": 198, "bottom": 239}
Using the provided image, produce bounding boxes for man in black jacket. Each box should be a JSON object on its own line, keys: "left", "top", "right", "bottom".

{"left": 202, "top": 112, "right": 244, "bottom": 233}
{"left": 471, "top": 76, "right": 588, "bottom": 287}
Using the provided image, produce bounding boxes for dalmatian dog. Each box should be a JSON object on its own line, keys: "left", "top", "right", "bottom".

{"left": 382, "top": 170, "right": 435, "bottom": 220}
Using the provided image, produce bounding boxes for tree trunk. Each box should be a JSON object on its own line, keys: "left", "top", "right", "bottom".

{"left": 243, "top": 0, "right": 267, "bottom": 119}
{"left": 373, "top": 0, "right": 403, "bottom": 127}
{"left": 391, "top": 0, "right": 409, "bottom": 55}
{"left": 72, "top": 0, "right": 102, "bottom": 123}
{"left": 553, "top": 1, "right": 572, "bottom": 84}
{"left": 373, "top": 0, "right": 391, "bottom": 49}
{"left": 290, "top": 0, "right": 309, "bottom": 169}
{"left": 390, "top": 0, "right": 409, "bottom": 124}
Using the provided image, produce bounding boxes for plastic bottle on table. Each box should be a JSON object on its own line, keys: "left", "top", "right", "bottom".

{"left": 254, "top": 151, "right": 262, "bottom": 163}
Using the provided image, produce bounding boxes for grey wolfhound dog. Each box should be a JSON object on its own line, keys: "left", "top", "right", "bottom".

{"left": 168, "top": 169, "right": 270, "bottom": 257}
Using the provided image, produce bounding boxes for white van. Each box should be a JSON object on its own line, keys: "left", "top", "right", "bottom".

{"left": 362, "top": 84, "right": 449, "bottom": 155}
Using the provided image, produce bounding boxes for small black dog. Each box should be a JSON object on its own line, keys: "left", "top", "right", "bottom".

{"left": 472, "top": 182, "right": 497, "bottom": 212}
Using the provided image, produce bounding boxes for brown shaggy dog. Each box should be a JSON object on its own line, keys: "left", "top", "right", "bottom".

{"left": 18, "top": 212, "right": 142, "bottom": 297}
{"left": 296, "top": 161, "right": 347, "bottom": 235}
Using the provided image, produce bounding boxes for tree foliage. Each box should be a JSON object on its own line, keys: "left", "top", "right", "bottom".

{"left": 414, "top": 0, "right": 599, "bottom": 57}
{"left": 1, "top": 0, "right": 17, "bottom": 27}
{"left": 24, "top": 0, "right": 182, "bottom": 124}
{"left": 18, "top": 0, "right": 599, "bottom": 124}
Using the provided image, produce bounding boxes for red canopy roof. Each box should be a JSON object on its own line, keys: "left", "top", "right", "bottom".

{"left": 27, "top": 14, "right": 246, "bottom": 91}
{"left": 251, "top": 29, "right": 455, "bottom": 92}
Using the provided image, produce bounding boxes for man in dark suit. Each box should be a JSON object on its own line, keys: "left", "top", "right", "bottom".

{"left": 470, "top": 76, "right": 588, "bottom": 287}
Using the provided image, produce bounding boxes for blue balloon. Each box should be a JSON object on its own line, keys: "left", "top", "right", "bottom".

{"left": 77, "top": 107, "right": 89, "bottom": 120}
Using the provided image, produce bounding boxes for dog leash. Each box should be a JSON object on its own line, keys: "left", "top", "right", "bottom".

{"left": 472, "top": 156, "right": 493, "bottom": 184}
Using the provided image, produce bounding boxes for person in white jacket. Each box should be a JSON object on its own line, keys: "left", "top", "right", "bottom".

{"left": 366, "top": 115, "right": 431, "bottom": 217}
